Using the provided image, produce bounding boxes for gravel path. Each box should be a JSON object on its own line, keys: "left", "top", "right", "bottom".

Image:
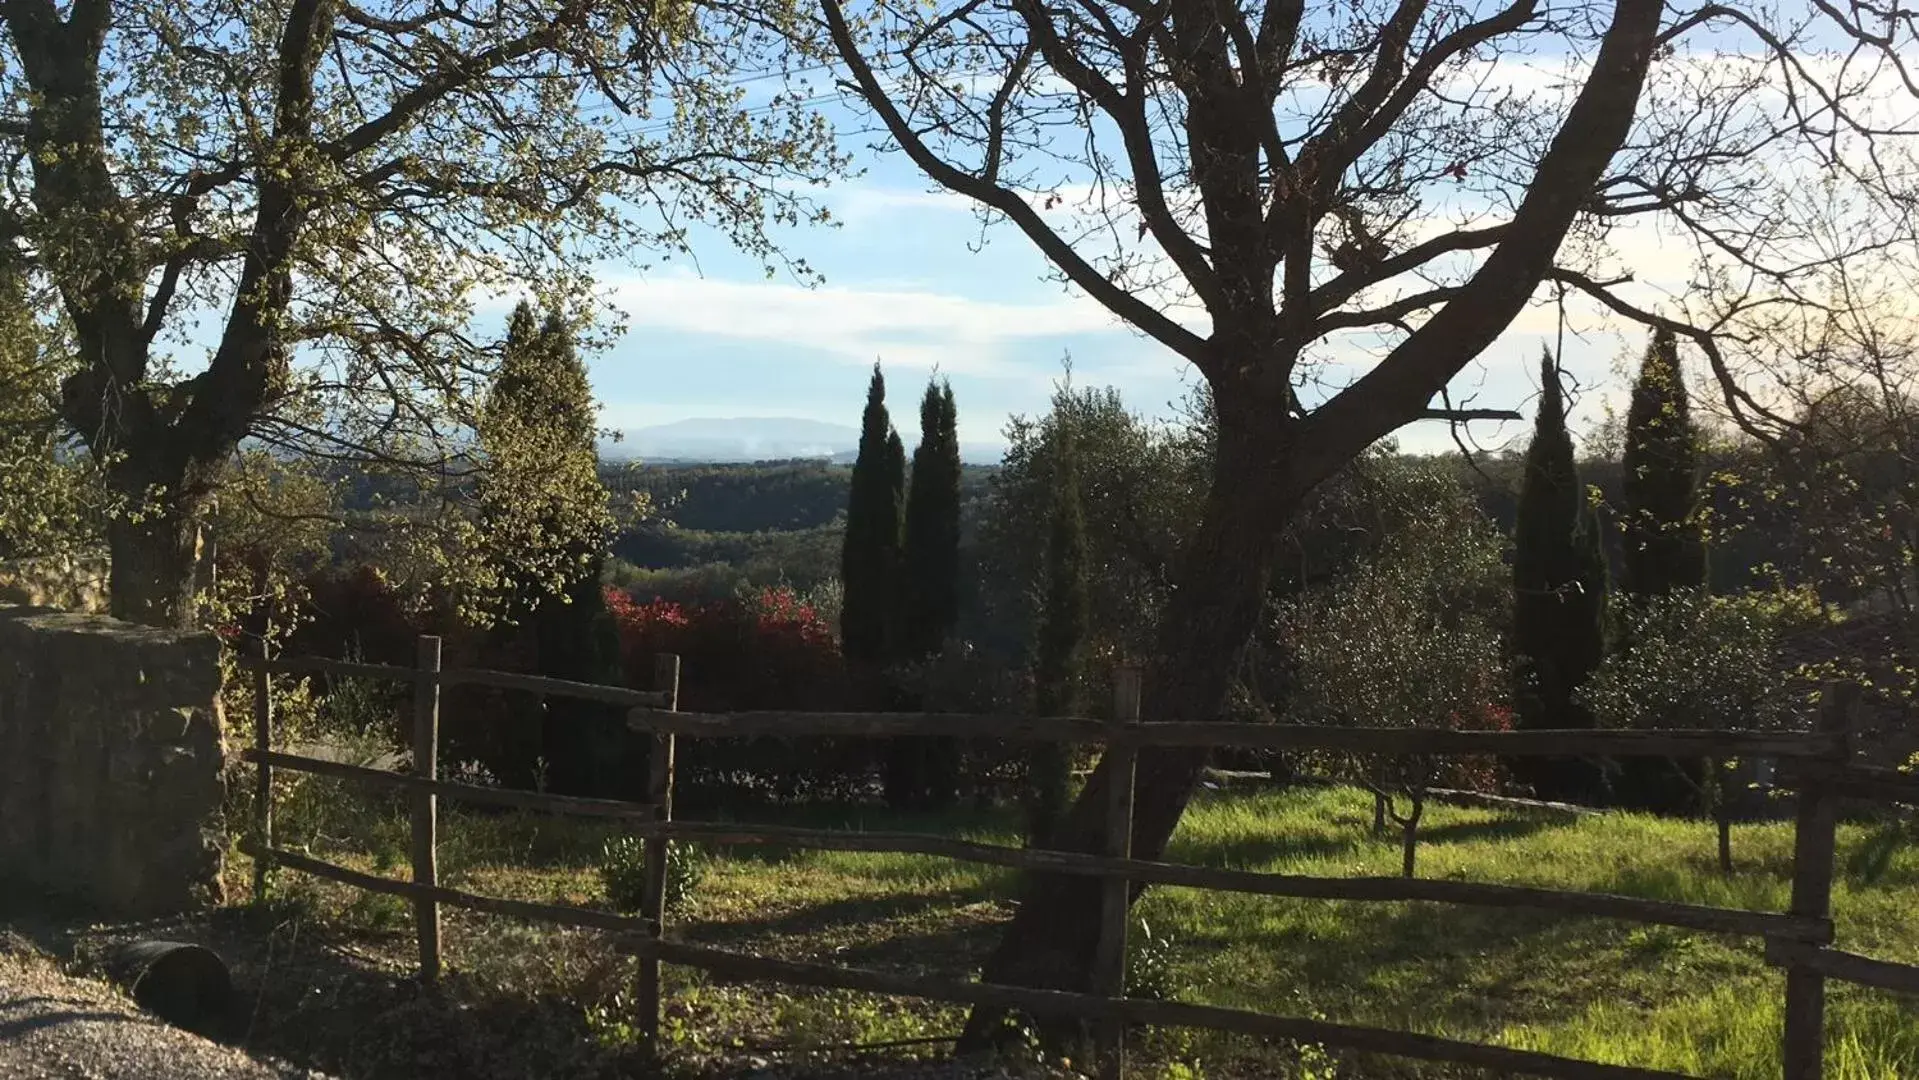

{"left": 0, "top": 936, "right": 328, "bottom": 1080}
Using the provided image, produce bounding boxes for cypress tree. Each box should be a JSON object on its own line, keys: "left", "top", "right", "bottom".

{"left": 840, "top": 363, "right": 905, "bottom": 667}
{"left": 898, "top": 378, "right": 965, "bottom": 808}
{"left": 901, "top": 378, "right": 963, "bottom": 658}
{"left": 1027, "top": 395, "right": 1089, "bottom": 846}
{"left": 1511, "top": 351, "right": 1609, "bottom": 802}
{"left": 1616, "top": 328, "right": 1708, "bottom": 811}
{"left": 1621, "top": 328, "right": 1705, "bottom": 598}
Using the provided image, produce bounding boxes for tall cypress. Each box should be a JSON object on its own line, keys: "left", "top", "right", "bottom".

{"left": 901, "top": 377, "right": 963, "bottom": 658}
{"left": 1616, "top": 328, "right": 1707, "bottom": 811}
{"left": 1511, "top": 351, "right": 1609, "bottom": 802}
{"left": 841, "top": 363, "right": 905, "bottom": 667}
{"left": 1621, "top": 328, "right": 1705, "bottom": 598}
{"left": 895, "top": 378, "right": 965, "bottom": 808}
{"left": 1027, "top": 395, "right": 1089, "bottom": 845}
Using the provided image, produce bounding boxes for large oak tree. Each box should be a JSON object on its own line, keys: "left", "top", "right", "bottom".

{"left": 0, "top": 0, "right": 846, "bottom": 627}
{"left": 816, "top": 0, "right": 1919, "bottom": 1036}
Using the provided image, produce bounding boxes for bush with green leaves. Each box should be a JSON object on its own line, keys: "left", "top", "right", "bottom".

{"left": 1279, "top": 459, "right": 1511, "bottom": 875}
{"left": 1580, "top": 587, "right": 1822, "bottom": 740}
{"left": 597, "top": 836, "right": 706, "bottom": 916}
{"left": 1578, "top": 586, "right": 1826, "bottom": 870}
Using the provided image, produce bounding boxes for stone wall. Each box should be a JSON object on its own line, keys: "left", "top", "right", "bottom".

{"left": 0, "top": 606, "right": 227, "bottom": 915}
{"left": 0, "top": 553, "right": 111, "bottom": 614}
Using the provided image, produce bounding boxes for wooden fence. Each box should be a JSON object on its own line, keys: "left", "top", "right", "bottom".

{"left": 234, "top": 637, "right": 1919, "bottom": 1080}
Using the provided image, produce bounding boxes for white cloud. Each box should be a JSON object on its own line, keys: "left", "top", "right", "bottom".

{"left": 602, "top": 269, "right": 1137, "bottom": 380}
{"left": 829, "top": 185, "right": 973, "bottom": 224}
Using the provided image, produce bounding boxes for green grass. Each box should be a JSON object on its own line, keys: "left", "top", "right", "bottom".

{"left": 243, "top": 782, "right": 1919, "bottom": 1080}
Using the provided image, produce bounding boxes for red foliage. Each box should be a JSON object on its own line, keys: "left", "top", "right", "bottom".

{"left": 1441, "top": 702, "right": 1515, "bottom": 794}
{"left": 604, "top": 585, "right": 842, "bottom": 713}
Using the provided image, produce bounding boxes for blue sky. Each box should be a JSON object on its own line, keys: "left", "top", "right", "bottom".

{"left": 579, "top": 133, "right": 1650, "bottom": 461}
{"left": 501, "top": 31, "right": 1851, "bottom": 462}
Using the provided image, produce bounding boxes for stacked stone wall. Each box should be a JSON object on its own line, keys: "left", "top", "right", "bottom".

{"left": 0, "top": 607, "right": 226, "bottom": 915}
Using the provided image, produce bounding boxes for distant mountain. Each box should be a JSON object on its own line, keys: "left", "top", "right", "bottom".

{"left": 603, "top": 417, "right": 1003, "bottom": 464}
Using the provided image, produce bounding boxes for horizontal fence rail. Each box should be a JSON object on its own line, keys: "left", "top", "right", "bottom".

{"left": 1766, "top": 940, "right": 1919, "bottom": 997}
{"left": 621, "top": 707, "right": 1845, "bottom": 759}
{"left": 236, "top": 653, "right": 674, "bottom": 710}
{"left": 616, "top": 937, "right": 1698, "bottom": 1080}
{"left": 248, "top": 654, "right": 418, "bottom": 682}
{"left": 1777, "top": 761, "right": 1919, "bottom": 806}
{"left": 241, "top": 748, "right": 660, "bottom": 819}
{"left": 630, "top": 820, "right": 1833, "bottom": 944}
{"left": 240, "top": 642, "right": 1919, "bottom": 1080}
{"left": 240, "top": 839, "right": 655, "bottom": 936}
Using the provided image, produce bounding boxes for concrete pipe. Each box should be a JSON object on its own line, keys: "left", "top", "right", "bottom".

{"left": 107, "top": 940, "right": 234, "bottom": 1034}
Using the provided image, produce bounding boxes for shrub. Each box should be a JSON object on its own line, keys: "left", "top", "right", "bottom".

{"left": 1126, "top": 916, "right": 1182, "bottom": 1002}
{"left": 1580, "top": 587, "right": 1816, "bottom": 868}
{"left": 597, "top": 836, "right": 705, "bottom": 916}
{"left": 605, "top": 584, "right": 864, "bottom": 801}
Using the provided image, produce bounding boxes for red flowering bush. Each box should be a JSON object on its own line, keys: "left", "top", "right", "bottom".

{"left": 605, "top": 584, "right": 863, "bottom": 799}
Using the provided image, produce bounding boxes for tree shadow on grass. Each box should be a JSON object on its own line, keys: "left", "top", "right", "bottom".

{"left": 681, "top": 882, "right": 999, "bottom": 952}
{"left": 1187, "top": 896, "right": 1649, "bottom": 1038}
{"left": 764, "top": 910, "right": 1010, "bottom": 977}
{"left": 1162, "top": 830, "right": 1360, "bottom": 872}
{"left": 21, "top": 900, "right": 666, "bottom": 1080}
{"left": 1418, "top": 816, "right": 1562, "bottom": 848}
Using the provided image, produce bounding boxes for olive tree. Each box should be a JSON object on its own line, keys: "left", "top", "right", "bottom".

{"left": 1280, "top": 458, "right": 1510, "bottom": 878}
{"left": 1578, "top": 587, "right": 1823, "bottom": 873}
{"left": 816, "top": 0, "right": 1919, "bottom": 1027}
{"left": 0, "top": 0, "right": 847, "bottom": 628}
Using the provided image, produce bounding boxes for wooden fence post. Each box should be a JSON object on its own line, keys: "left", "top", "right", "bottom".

{"left": 412, "top": 635, "right": 444, "bottom": 983}
{"left": 638, "top": 652, "right": 681, "bottom": 1052}
{"left": 1093, "top": 666, "right": 1142, "bottom": 1080}
{"left": 1783, "top": 680, "right": 1857, "bottom": 1080}
{"left": 252, "top": 636, "right": 273, "bottom": 903}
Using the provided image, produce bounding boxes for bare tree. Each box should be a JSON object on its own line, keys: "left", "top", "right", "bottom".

{"left": 816, "top": 0, "right": 1919, "bottom": 1037}
{"left": 0, "top": 0, "right": 847, "bottom": 627}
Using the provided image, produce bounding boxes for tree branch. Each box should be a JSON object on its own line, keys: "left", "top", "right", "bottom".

{"left": 1295, "top": 0, "right": 1665, "bottom": 484}
{"left": 1013, "top": 0, "right": 1224, "bottom": 313}
{"left": 1310, "top": 224, "right": 1510, "bottom": 314}
{"left": 821, "top": 0, "right": 1210, "bottom": 368}
{"left": 1416, "top": 407, "right": 1521, "bottom": 422}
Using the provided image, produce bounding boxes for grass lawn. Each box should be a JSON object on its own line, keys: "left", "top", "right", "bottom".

{"left": 233, "top": 779, "right": 1919, "bottom": 1080}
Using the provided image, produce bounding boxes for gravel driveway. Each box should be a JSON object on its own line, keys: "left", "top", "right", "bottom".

{"left": 0, "top": 936, "right": 328, "bottom": 1080}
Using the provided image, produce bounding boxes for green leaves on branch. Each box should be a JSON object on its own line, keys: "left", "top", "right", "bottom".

{"left": 0, "top": 255, "right": 105, "bottom": 560}
{"left": 1579, "top": 588, "right": 1825, "bottom": 736}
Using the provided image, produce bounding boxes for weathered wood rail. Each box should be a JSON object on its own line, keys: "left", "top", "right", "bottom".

{"left": 238, "top": 640, "right": 1919, "bottom": 1080}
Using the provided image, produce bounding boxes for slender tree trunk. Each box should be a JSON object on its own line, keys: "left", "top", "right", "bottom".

{"left": 1372, "top": 790, "right": 1388, "bottom": 837}
{"left": 958, "top": 420, "right": 1292, "bottom": 1049}
{"left": 1399, "top": 794, "right": 1425, "bottom": 880}
{"left": 1714, "top": 758, "right": 1734, "bottom": 875}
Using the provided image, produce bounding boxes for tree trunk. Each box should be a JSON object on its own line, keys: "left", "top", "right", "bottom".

{"left": 1714, "top": 758, "right": 1733, "bottom": 875}
{"left": 958, "top": 422, "right": 1292, "bottom": 1049}
{"left": 1372, "top": 790, "right": 1388, "bottom": 837}
{"left": 104, "top": 471, "right": 210, "bottom": 631}
{"left": 1399, "top": 794, "right": 1425, "bottom": 880}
